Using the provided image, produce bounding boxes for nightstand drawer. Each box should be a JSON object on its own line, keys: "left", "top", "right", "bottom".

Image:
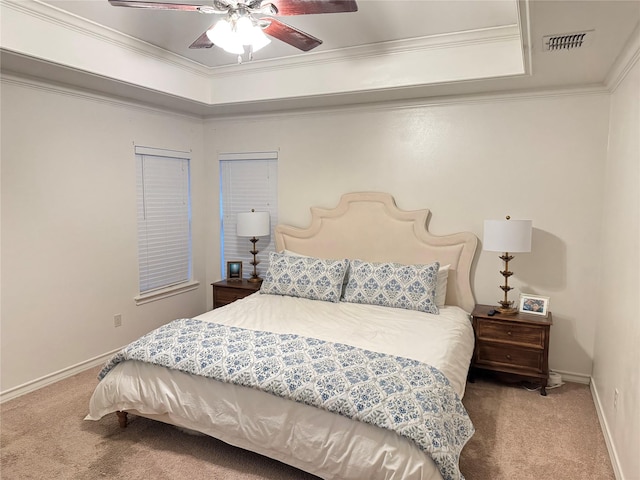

{"left": 476, "top": 319, "right": 545, "bottom": 348}
{"left": 212, "top": 279, "right": 262, "bottom": 309}
{"left": 476, "top": 344, "right": 544, "bottom": 373}
{"left": 214, "top": 287, "right": 251, "bottom": 305}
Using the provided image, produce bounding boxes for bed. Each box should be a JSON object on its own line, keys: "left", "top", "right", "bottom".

{"left": 86, "top": 192, "right": 479, "bottom": 480}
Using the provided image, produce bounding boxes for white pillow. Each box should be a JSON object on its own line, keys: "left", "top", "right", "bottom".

{"left": 282, "top": 249, "right": 309, "bottom": 257}
{"left": 436, "top": 264, "right": 450, "bottom": 308}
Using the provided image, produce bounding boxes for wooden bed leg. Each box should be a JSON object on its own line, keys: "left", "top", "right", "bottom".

{"left": 116, "top": 411, "right": 128, "bottom": 428}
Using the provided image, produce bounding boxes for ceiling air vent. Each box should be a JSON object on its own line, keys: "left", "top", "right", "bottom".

{"left": 543, "top": 30, "right": 594, "bottom": 51}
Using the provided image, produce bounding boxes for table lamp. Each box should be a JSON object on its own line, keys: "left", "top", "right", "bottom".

{"left": 237, "top": 209, "right": 271, "bottom": 283}
{"left": 483, "top": 216, "right": 532, "bottom": 314}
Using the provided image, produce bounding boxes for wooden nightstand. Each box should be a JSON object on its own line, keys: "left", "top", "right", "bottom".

{"left": 212, "top": 279, "right": 261, "bottom": 309}
{"left": 471, "top": 304, "right": 552, "bottom": 395}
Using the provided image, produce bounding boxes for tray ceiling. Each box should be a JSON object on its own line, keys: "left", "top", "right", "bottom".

{"left": 1, "top": 0, "right": 638, "bottom": 116}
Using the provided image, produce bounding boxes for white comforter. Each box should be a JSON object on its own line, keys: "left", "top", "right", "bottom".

{"left": 86, "top": 293, "right": 475, "bottom": 480}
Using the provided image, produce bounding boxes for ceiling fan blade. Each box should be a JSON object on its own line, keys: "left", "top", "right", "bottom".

{"left": 189, "top": 29, "right": 214, "bottom": 49}
{"left": 263, "top": 18, "right": 322, "bottom": 51}
{"left": 108, "top": 1, "right": 202, "bottom": 11}
{"left": 268, "top": 0, "right": 357, "bottom": 16}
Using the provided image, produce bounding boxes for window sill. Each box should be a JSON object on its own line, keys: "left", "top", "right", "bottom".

{"left": 134, "top": 280, "right": 200, "bottom": 306}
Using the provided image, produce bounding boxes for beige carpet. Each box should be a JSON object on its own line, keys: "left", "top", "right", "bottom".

{"left": 1, "top": 367, "right": 615, "bottom": 480}
{"left": 459, "top": 376, "right": 615, "bottom": 479}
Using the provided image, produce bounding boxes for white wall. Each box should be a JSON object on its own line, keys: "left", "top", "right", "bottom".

{"left": 0, "top": 73, "right": 613, "bottom": 392}
{"left": 593, "top": 56, "right": 640, "bottom": 480}
{"left": 0, "top": 76, "right": 208, "bottom": 393}
{"left": 204, "top": 92, "right": 610, "bottom": 379}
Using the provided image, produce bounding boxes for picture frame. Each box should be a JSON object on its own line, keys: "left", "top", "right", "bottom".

{"left": 226, "top": 261, "right": 243, "bottom": 281}
{"left": 518, "top": 294, "right": 550, "bottom": 317}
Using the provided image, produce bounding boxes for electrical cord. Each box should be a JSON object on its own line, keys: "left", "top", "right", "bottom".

{"left": 521, "top": 371, "right": 564, "bottom": 392}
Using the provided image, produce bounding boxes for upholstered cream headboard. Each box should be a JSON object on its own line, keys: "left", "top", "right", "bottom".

{"left": 275, "top": 192, "right": 478, "bottom": 312}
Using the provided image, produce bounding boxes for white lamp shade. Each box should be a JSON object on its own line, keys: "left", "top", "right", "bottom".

{"left": 483, "top": 219, "right": 532, "bottom": 253}
{"left": 237, "top": 211, "right": 270, "bottom": 237}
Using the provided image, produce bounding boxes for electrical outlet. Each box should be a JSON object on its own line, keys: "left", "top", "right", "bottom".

{"left": 614, "top": 388, "right": 619, "bottom": 410}
{"left": 114, "top": 314, "right": 122, "bottom": 328}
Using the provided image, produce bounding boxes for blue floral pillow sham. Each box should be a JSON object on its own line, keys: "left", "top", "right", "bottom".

{"left": 260, "top": 252, "right": 349, "bottom": 303}
{"left": 343, "top": 259, "right": 440, "bottom": 314}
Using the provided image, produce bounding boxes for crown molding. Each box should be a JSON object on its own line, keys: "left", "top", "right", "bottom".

{"left": 202, "top": 82, "right": 609, "bottom": 123}
{"left": 605, "top": 21, "right": 640, "bottom": 93}
{"left": 517, "top": 0, "right": 533, "bottom": 77}
{"left": 0, "top": 71, "right": 203, "bottom": 120}
{"left": 2, "top": 0, "right": 211, "bottom": 76}
{"left": 210, "top": 25, "right": 521, "bottom": 78}
{"left": 3, "top": 61, "right": 607, "bottom": 127}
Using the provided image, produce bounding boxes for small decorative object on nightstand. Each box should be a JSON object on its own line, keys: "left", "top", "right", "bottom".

{"left": 471, "top": 304, "right": 552, "bottom": 395}
{"left": 518, "top": 293, "right": 550, "bottom": 317}
{"left": 212, "top": 279, "right": 261, "bottom": 309}
{"left": 226, "top": 260, "right": 243, "bottom": 281}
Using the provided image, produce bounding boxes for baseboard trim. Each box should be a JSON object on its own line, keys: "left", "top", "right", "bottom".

{"left": 590, "top": 377, "right": 624, "bottom": 480}
{"left": 0, "top": 348, "right": 121, "bottom": 404}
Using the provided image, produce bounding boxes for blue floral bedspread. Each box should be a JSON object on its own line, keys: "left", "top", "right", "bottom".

{"left": 99, "top": 318, "right": 474, "bottom": 480}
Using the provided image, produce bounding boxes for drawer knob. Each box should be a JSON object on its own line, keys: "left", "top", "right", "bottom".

{"left": 507, "top": 331, "right": 512, "bottom": 336}
{"left": 506, "top": 354, "right": 512, "bottom": 360}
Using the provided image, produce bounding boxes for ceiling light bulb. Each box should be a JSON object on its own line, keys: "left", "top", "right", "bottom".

{"left": 207, "top": 19, "right": 244, "bottom": 55}
{"left": 235, "top": 15, "right": 254, "bottom": 45}
{"left": 206, "top": 19, "right": 230, "bottom": 44}
{"left": 222, "top": 38, "right": 245, "bottom": 55}
{"left": 249, "top": 25, "right": 271, "bottom": 52}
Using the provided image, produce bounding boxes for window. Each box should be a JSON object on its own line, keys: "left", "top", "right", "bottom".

{"left": 219, "top": 152, "right": 278, "bottom": 279}
{"left": 135, "top": 146, "right": 193, "bottom": 297}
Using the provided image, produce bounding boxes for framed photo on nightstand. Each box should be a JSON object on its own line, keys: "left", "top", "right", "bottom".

{"left": 226, "top": 261, "right": 243, "bottom": 281}
{"left": 519, "top": 294, "right": 550, "bottom": 317}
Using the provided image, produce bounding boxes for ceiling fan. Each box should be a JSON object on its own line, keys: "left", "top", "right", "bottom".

{"left": 108, "top": 0, "right": 358, "bottom": 62}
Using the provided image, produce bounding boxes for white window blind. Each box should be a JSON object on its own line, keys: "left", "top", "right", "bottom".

{"left": 136, "top": 146, "right": 192, "bottom": 293}
{"left": 219, "top": 152, "right": 278, "bottom": 279}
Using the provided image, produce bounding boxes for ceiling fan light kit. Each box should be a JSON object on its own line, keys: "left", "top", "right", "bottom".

{"left": 109, "top": 0, "right": 358, "bottom": 63}
{"left": 206, "top": 15, "right": 271, "bottom": 58}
